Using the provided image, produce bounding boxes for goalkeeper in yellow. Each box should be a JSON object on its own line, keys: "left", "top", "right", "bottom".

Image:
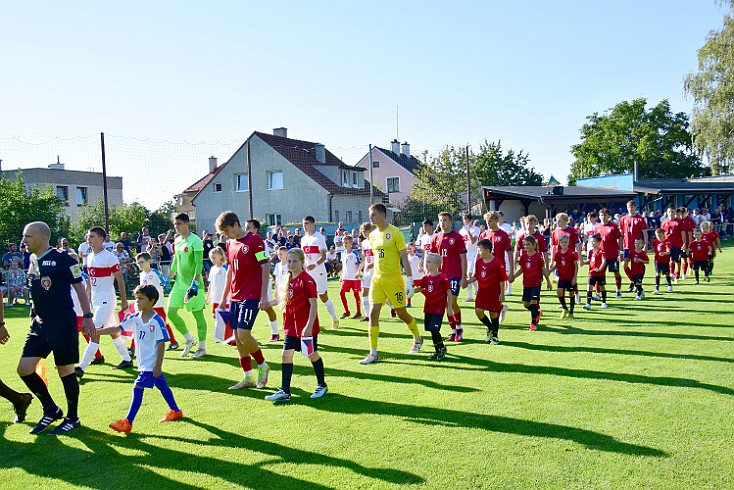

{"left": 360, "top": 203, "right": 423, "bottom": 365}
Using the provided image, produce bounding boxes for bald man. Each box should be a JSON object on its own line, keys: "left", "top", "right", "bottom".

{"left": 18, "top": 221, "right": 95, "bottom": 435}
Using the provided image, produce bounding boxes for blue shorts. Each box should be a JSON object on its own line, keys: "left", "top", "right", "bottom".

{"left": 135, "top": 371, "right": 156, "bottom": 389}
{"left": 448, "top": 277, "right": 462, "bottom": 297}
{"left": 623, "top": 249, "right": 631, "bottom": 259}
{"left": 230, "top": 299, "right": 261, "bottom": 330}
{"left": 424, "top": 313, "right": 444, "bottom": 332}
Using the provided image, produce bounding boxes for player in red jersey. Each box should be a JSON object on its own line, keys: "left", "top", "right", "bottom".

{"left": 215, "top": 212, "right": 271, "bottom": 391}
{"left": 414, "top": 253, "right": 453, "bottom": 360}
{"left": 624, "top": 238, "right": 649, "bottom": 300}
{"left": 548, "top": 234, "right": 579, "bottom": 319}
{"left": 677, "top": 208, "right": 696, "bottom": 279}
{"left": 510, "top": 235, "right": 552, "bottom": 330}
{"left": 515, "top": 215, "right": 548, "bottom": 267}
{"left": 583, "top": 234, "right": 608, "bottom": 310}
{"left": 264, "top": 248, "right": 327, "bottom": 402}
{"left": 619, "top": 201, "right": 648, "bottom": 292}
{"left": 700, "top": 220, "right": 722, "bottom": 276}
{"left": 688, "top": 229, "right": 713, "bottom": 284}
{"left": 466, "top": 239, "right": 507, "bottom": 343}
{"left": 429, "top": 213, "right": 467, "bottom": 342}
{"left": 550, "top": 213, "right": 582, "bottom": 303}
{"left": 480, "top": 211, "right": 514, "bottom": 298}
{"left": 661, "top": 207, "right": 685, "bottom": 282}
{"left": 594, "top": 209, "right": 623, "bottom": 298}
{"left": 651, "top": 228, "right": 673, "bottom": 295}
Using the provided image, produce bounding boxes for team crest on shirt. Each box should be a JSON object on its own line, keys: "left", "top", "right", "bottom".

{"left": 561, "top": 259, "right": 566, "bottom": 266}
{"left": 481, "top": 270, "right": 486, "bottom": 278}
{"left": 288, "top": 289, "right": 294, "bottom": 299}
{"left": 242, "top": 245, "right": 249, "bottom": 255}
{"left": 386, "top": 233, "right": 391, "bottom": 239}
{"left": 41, "top": 276, "right": 52, "bottom": 290}
{"left": 526, "top": 260, "right": 531, "bottom": 269}
{"left": 184, "top": 247, "right": 189, "bottom": 253}
{"left": 427, "top": 284, "right": 434, "bottom": 292}
{"left": 150, "top": 324, "right": 155, "bottom": 333}
{"left": 449, "top": 238, "right": 455, "bottom": 245}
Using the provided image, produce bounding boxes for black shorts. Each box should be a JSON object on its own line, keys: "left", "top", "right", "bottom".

{"left": 655, "top": 262, "right": 670, "bottom": 275}
{"left": 424, "top": 313, "right": 444, "bottom": 332}
{"left": 557, "top": 279, "right": 575, "bottom": 291}
{"left": 522, "top": 286, "right": 541, "bottom": 302}
{"left": 680, "top": 250, "right": 689, "bottom": 259}
{"left": 606, "top": 258, "right": 620, "bottom": 273}
{"left": 447, "top": 277, "right": 462, "bottom": 297}
{"left": 693, "top": 260, "right": 708, "bottom": 271}
{"left": 230, "top": 299, "right": 260, "bottom": 330}
{"left": 283, "top": 334, "right": 318, "bottom": 352}
{"left": 588, "top": 276, "right": 606, "bottom": 287}
{"left": 670, "top": 247, "right": 682, "bottom": 262}
{"left": 21, "top": 317, "right": 79, "bottom": 366}
{"left": 632, "top": 274, "right": 644, "bottom": 284}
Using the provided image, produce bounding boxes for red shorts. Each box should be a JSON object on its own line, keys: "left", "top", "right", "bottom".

{"left": 475, "top": 288, "right": 503, "bottom": 314}
{"left": 340, "top": 279, "right": 362, "bottom": 294}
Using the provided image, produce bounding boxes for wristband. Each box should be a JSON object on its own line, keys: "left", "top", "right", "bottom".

{"left": 83, "top": 312, "right": 94, "bottom": 318}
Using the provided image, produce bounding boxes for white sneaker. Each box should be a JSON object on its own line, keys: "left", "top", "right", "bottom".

{"left": 601, "top": 303, "right": 608, "bottom": 309}
{"left": 681, "top": 274, "right": 687, "bottom": 280}
{"left": 180, "top": 339, "right": 197, "bottom": 357}
{"left": 408, "top": 337, "right": 424, "bottom": 354}
{"left": 257, "top": 363, "right": 270, "bottom": 389}
{"left": 191, "top": 348, "right": 206, "bottom": 359}
{"left": 499, "top": 304, "right": 508, "bottom": 324}
{"left": 674, "top": 278, "right": 679, "bottom": 285}
{"left": 583, "top": 304, "right": 592, "bottom": 310}
{"left": 485, "top": 332, "right": 492, "bottom": 343}
{"left": 634, "top": 296, "right": 642, "bottom": 301}
{"left": 229, "top": 377, "right": 256, "bottom": 390}
{"left": 574, "top": 293, "right": 581, "bottom": 304}
{"left": 593, "top": 294, "right": 602, "bottom": 301}
{"left": 359, "top": 354, "right": 379, "bottom": 365}
{"left": 264, "top": 388, "right": 291, "bottom": 402}
{"left": 653, "top": 289, "right": 661, "bottom": 295}
{"left": 667, "top": 285, "right": 674, "bottom": 293}
{"left": 615, "top": 290, "right": 622, "bottom": 299}
{"left": 310, "top": 385, "right": 328, "bottom": 399}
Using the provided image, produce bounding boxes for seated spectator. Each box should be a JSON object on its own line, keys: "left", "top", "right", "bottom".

{"left": 326, "top": 246, "right": 341, "bottom": 277}
{"left": 5, "top": 261, "right": 28, "bottom": 306}
{"left": 2, "top": 243, "right": 24, "bottom": 268}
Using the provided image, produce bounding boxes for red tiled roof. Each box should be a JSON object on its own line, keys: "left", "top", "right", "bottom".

{"left": 253, "top": 131, "right": 385, "bottom": 197}
{"left": 181, "top": 165, "right": 224, "bottom": 194}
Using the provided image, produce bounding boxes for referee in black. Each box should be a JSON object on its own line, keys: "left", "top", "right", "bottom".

{"left": 17, "top": 221, "right": 96, "bottom": 435}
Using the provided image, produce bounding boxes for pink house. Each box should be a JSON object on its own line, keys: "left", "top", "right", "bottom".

{"left": 354, "top": 140, "right": 421, "bottom": 207}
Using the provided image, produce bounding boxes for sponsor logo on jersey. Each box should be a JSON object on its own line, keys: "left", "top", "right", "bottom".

{"left": 41, "top": 276, "right": 52, "bottom": 290}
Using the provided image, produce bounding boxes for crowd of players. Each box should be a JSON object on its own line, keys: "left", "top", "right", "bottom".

{"left": 0, "top": 199, "right": 726, "bottom": 436}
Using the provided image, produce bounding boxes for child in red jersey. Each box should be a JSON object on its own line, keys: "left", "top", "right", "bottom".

{"left": 700, "top": 221, "right": 721, "bottom": 277}
{"left": 430, "top": 213, "right": 468, "bottom": 342}
{"left": 548, "top": 234, "right": 579, "bottom": 319}
{"left": 467, "top": 239, "right": 507, "bottom": 344}
{"left": 678, "top": 208, "right": 696, "bottom": 280}
{"left": 414, "top": 253, "right": 453, "bottom": 360}
{"left": 688, "top": 229, "right": 713, "bottom": 284}
{"left": 661, "top": 207, "right": 685, "bottom": 282}
{"left": 515, "top": 215, "right": 549, "bottom": 266}
{"left": 583, "top": 234, "right": 608, "bottom": 310}
{"left": 624, "top": 238, "right": 649, "bottom": 300}
{"left": 265, "top": 248, "right": 327, "bottom": 403}
{"left": 652, "top": 228, "right": 673, "bottom": 294}
{"left": 550, "top": 213, "right": 582, "bottom": 305}
{"left": 510, "top": 235, "right": 552, "bottom": 330}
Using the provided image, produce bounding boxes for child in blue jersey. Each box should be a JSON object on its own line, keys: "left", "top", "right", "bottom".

{"left": 99, "top": 285, "right": 183, "bottom": 434}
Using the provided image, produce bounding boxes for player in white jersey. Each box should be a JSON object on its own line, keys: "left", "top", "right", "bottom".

{"left": 301, "top": 216, "right": 339, "bottom": 328}
{"left": 416, "top": 219, "right": 436, "bottom": 273}
{"left": 75, "top": 227, "right": 133, "bottom": 377}
{"left": 72, "top": 273, "right": 105, "bottom": 364}
{"left": 406, "top": 242, "right": 421, "bottom": 308}
{"left": 459, "top": 214, "right": 481, "bottom": 302}
{"left": 359, "top": 222, "right": 375, "bottom": 321}
{"left": 135, "top": 252, "right": 179, "bottom": 350}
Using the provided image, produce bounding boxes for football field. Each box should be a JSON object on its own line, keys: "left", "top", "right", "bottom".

{"left": 1, "top": 247, "right": 733, "bottom": 489}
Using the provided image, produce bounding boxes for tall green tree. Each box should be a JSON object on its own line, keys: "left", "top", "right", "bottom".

{"left": 70, "top": 199, "right": 150, "bottom": 244}
{"left": 0, "top": 173, "right": 68, "bottom": 247}
{"left": 474, "top": 139, "right": 544, "bottom": 187}
{"left": 570, "top": 98, "right": 705, "bottom": 182}
{"left": 684, "top": 0, "right": 734, "bottom": 175}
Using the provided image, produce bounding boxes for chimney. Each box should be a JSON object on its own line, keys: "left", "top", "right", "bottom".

{"left": 273, "top": 127, "right": 288, "bottom": 138}
{"left": 48, "top": 155, "right": 65, "bottom": 170}
{"left": 391, "top": 139, "right": 400, "bottom": 154}
{"left": 208, "top": 155, "right": 218, "bottom": 173}
{"left": 314, "top": 143, "right": 326, "bottom": 164}
{"left": 401, "top": 142, "right": 410, "bottom": 158}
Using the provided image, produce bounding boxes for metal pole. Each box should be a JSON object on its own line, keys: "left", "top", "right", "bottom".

{"left": 100, "top": 132, "right": 110, "bottom": 231}
{"left": 368, "top": 144, "right": 374, "bottom": 204}
{"left": 465, "top": 145, "right": 470, "bottom": 216}
{"left": 247, "top": 139, "right": 254, "bottom": 219}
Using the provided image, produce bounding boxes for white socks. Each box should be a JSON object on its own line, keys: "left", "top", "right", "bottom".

{"left": 112, "top": 336, "right": 132, "bottom": 362}
{"left": 362, "top": 296, "right": 369, "bottom": 316}
{"left": 324, "top": 299, "right": 337, "bottom": 320}
{"left": 270, "top": 320, "right": 279, "bottom": 336}
{"left": 78, "top": 342, "right": 100, "bottom": 370}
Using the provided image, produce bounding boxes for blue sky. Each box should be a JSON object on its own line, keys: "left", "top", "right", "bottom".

{"left": 0, "top": 1, "right": 728, "bottom": 208}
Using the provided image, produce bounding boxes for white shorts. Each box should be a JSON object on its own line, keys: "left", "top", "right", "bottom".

{"left": 313, "top": 269, "right": 328, "bottom": 295}
{"left": 361, "top": 272, "right": 373, "bottom": 289}
{"left": 466, "top": 251, "right": 477, "bottom": 274}
{"left": 266, "top": 277, "right": 274, "bottom": 302}
{"left": 93, "top": 301, "right": 117, "bottom": 329}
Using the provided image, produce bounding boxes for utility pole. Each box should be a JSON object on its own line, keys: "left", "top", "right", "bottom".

{"left": 100, "top": 132, "right": 110, "bottom": 231}
{"left": 368, "top": 144, "right": 374, "bottom": 204}
{"left": 465, "top": 145, "right": 471, "bottom": 216}
{"left": 247, "top": 139, "right": 254, "bottom": 219}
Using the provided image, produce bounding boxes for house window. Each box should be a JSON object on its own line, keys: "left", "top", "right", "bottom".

{"left": 334, "top": 210, "right": 339, "bottom": 221}
{"left": 346, "top": 211, "right": 352, "bottom": 222}
{"left": 214, "top": 183, "right": 222, "bottom": 193}
{"left": 372, "top": 161, "right": 380, "bottom": 168}
{"left": 267, "top": 214, "right": 282, "bottom": 226}
{"left": 387, "top": 177, "right": 400, "bottom": 193}
{"left": 235, "top": 174, "right": 249, "bottom": 192}
{"left": 343, "top": 171, "right": 349, "bottom": 186}
{"left": 268, "top": 171, "right": 283, "bottom": 190}
{"left": 352, "top": 172, "right": 358, "bottom": 187}
{"left": 75, "top": 186, "right": 88, "bottom": 206}
{"left": 56, "top": 185, "right": 69, "bottom": 205}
